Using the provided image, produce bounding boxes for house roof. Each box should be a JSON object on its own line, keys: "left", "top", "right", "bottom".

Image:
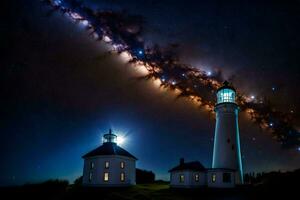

{"left": 82, "top": 142, "right": 137, "bottom": 160}
{"left": 169, "top": 161, "right": 206, "bottom": 172}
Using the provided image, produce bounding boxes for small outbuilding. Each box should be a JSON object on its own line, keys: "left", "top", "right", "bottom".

{"left": 82, "top": 129, "right": 137, "bottom": 187}
{"left": 169, "top": 159, "right": 237, "bottom": 188}
{"left": 169, "top": 158, "right": 207, "bottom": 188}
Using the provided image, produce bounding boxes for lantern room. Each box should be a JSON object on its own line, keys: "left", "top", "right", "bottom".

{"left": 216, "top": 81, "right": 236, "bottom": 104}
{"left": 103, "top": 129, "right": 117, "bottom": 144}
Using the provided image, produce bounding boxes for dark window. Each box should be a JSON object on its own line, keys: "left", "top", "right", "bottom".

{"left": 90, "top": 162, "right": 94, "bottom": 169}
{"left": 232, "top": 144, "right": 235, "bottom": 150}
{"left": 223, "top": 173, "right": 231, "bottom": 183}
{"left": 89, "top": 172, "right": 92, "bottom": 182}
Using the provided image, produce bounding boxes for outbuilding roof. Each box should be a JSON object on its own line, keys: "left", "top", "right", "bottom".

{"left": 82, "top": 142, "right": 137, "bottom": 160}
{"left": 169, "top": 161, "right": 206, "bottom": 172}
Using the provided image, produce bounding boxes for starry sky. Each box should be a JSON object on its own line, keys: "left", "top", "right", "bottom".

{"left": 1, "top": 0, "right": 300, "bottom": 185}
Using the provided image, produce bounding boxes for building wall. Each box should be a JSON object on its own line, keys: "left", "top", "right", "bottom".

{"left": 82, "top": 155, "right": 136, "bottom": 186}
{"left": 170, "top": 170, "right": 206, "bottom": 188}
{"left": 212, "top": 103, "right": 244, "bottom": 184}
{"left": 207, "top": 170, "right": 235, "bottom": 188}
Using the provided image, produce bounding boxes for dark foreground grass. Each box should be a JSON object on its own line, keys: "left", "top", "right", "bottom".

{"left": 0, "top": 182, "right": 296, "bottom": 200}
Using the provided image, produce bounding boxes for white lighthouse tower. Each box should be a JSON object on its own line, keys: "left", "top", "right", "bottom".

{"left": 212, "top": 81, "right": 244, "bottom": 185}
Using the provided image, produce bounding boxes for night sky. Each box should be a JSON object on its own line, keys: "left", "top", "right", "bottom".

{"left": 2, "top": 0, "right": 300, "bottom": 186}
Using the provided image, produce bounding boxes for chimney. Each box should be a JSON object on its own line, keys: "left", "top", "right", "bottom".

{"left": 180, "top": 158, "right": 184, "bottom": 165}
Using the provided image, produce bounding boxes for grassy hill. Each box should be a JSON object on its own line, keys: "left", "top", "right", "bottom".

{"left": 2, "top": 169, "right": 300, "bottom": 200}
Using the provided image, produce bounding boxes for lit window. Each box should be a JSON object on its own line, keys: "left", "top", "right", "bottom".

{"left": 120, "top": 172, "right": 125, "bottom": 182}
{"left": 223, "top": 173, "right": 231, "bottom": 183}
{"left": 89, "top": 172, "right": 92, "bottom": 182}
{"left": 212, "top": 173, "right": 216, "bottom": 183}
{"left": 90, "top": 162, "right": 94, "bottom": 169}
{"left": 104, "top": 172, "right": 109, "bottom": 182}
{"left": 179, "top": 174, "right": 184, "bottom": 183}
{"left": 120, "top": 161, "right": 125, "bottom": 169}
{"left": 195, "top": 174, "right": 199, "bottom": 182}
{"left": 105, "top": 161, "right": 109, "bottom": 169}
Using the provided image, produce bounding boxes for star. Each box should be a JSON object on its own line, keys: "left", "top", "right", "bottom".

{"left": 272, "top": 87, "right": 276, "bottom": 91}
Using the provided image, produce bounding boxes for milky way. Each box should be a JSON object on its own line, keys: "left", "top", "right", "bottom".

{"left": 43, "top": 0, "right": 299, "bottom": 148}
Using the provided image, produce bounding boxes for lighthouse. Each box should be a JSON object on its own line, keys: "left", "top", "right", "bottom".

{"left": 212, "top": 81, "right": 244, "bottom": 185}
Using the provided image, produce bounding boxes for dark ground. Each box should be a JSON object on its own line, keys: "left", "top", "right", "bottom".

{"left": 0, "top": 182, "right": 297, "bottom": 200}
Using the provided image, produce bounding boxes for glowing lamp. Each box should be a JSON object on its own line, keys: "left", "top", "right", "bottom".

{"left": 216, "top": 81, "right": 236, "bottom": 104}
{"left": 207, "top": 71, "right": 212, "bottom": 76}
{"left": 102, "top": 129, "right": 127, "bottom": 146}
{"left": 117, "top": 136, "right": 126, "bottom": 145}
